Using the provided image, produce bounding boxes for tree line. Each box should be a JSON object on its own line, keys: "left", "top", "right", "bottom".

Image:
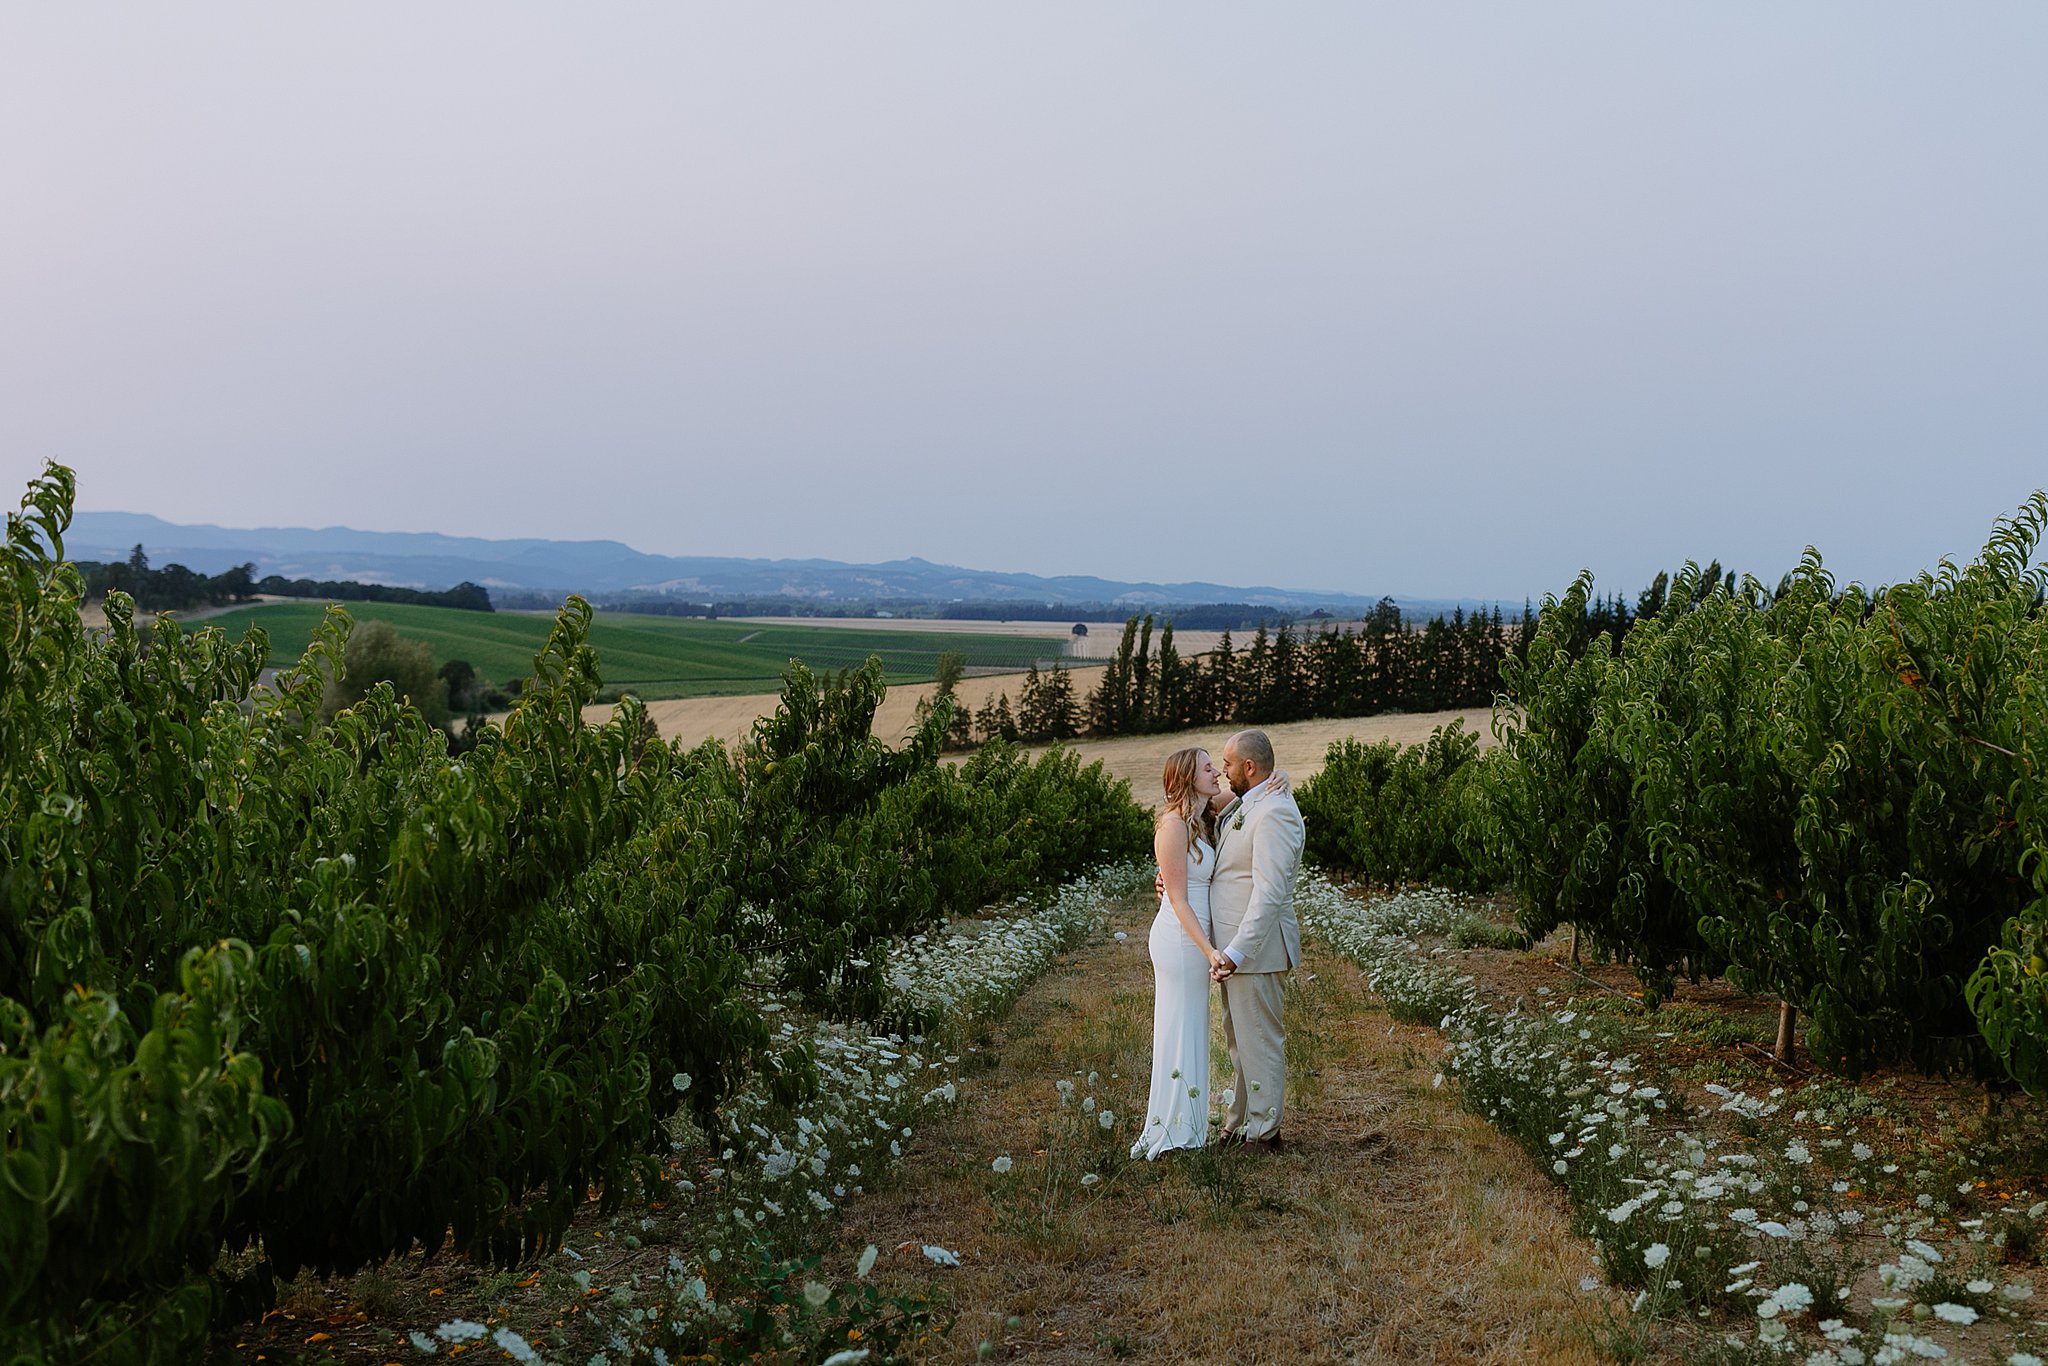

{"left": 950, "top": 599, "right": 1530, "bottom": 747}
{"left": 256, "top": 573, "right": 492, "bottom": 611}
{"left": 76, "top": 544, "right": 493, "bottom": 613}
{"left": 74, "top": 545, "right": 261, "bottom": 611}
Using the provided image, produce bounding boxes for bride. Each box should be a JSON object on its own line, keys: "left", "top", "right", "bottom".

{"left": 1131, "top": 747, "right": 1234, "bottom": 1159}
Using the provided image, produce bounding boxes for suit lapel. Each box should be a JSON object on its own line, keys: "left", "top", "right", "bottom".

{"left": 1216, "top": 789, "right": 1256, "bottom": 854}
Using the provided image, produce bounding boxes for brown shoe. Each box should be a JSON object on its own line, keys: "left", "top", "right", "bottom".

{"left": 1240, "top": 1134, "right": 1285, "bottom": 1154}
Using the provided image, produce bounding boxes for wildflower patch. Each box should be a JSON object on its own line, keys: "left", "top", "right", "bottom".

{"left": 1300, "top": 874, "right": 2048, "bottom": 1363}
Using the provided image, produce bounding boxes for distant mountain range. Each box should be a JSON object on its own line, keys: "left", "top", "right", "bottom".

{"left": 67, "top": 511, "right": 1497, "bottom": 616}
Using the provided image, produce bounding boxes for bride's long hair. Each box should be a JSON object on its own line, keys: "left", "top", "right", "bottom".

{"left": 1160, "top": 747, "right": 1214, "bottom": 864}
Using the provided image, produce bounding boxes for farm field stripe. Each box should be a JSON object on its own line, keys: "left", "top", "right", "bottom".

{"left": 185, "top": 599, "right": 1061, "bottom": 698}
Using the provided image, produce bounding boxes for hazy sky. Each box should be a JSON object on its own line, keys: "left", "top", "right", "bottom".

{"left": 4, "top": 5, "right": 2045, "bottom": 599}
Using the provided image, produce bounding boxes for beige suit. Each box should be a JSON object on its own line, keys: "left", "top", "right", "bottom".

{"left": 1209, "top": 782, "right": 1305, "bottom": 1141}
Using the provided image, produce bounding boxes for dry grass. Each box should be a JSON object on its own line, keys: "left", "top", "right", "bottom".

{"left": 599, "top": 668, "right": 1104, "bottom": 750}
{"left": 842, "top": 891, "right": 1637, "bottom": 1365}
{"left": 605, "top": 684, "right": 1494, "bottom": 790}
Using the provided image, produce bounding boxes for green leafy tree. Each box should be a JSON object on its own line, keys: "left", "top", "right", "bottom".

{"left": 916, "top": 649, "right": 972, "bottom": 749}
{"left": 321, "top": 619, "right": 450, "bottom": 729}
{"left": 0, "top": 462, "right": 1156, "bottom": 1362}
{"left": 438, "top": 657, "right": 478, "bottom": 711}
{"left": 1297, "top": 721, "right": 1500, "bottom": 890}
{"left": 1481, "top": 572, "right": 1706, "bottom": 1004}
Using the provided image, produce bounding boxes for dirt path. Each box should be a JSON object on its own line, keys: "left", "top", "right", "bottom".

{"left": 844, "top": 890, "right": 1628, "bottom": 1364}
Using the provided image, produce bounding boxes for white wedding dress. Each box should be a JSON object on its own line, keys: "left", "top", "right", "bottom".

{"left": 1132, "top": 835, "right": 1215, "bottom": 1159}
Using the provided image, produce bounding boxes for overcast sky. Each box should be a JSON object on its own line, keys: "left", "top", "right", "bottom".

{"left": 4, "top": 5, "right": 2045, "bottom": 600}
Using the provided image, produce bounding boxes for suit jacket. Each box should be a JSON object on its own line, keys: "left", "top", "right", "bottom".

{"left": 1209, "top": 783, "right": 1305, "bottom": 974}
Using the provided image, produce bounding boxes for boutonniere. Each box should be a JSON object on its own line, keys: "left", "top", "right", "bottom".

{"left": 1231, "top": 812, "right": 1245, "bottom": 831}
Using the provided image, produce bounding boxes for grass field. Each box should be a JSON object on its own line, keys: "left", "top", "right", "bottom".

{"left": 187, "top": 601, "right": 1065, "bottom": 700}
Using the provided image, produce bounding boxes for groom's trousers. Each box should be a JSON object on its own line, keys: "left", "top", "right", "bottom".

{"left": 1219, "top": 969, "right": 1286, "bottom": 1141}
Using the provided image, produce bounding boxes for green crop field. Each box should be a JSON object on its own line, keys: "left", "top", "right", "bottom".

{"left": 184, "top": 601, "right": 1063, "bottom": 699}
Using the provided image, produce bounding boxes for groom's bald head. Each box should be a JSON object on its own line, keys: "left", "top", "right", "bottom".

{"left": 1223, "top": 729, "right": 1275, "bottom": 792}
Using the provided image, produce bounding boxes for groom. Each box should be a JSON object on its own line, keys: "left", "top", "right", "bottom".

{"left": 1207, "top": 729, "right": 1306, "bottom": 1151}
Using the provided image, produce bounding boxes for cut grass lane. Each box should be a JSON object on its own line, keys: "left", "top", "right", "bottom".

{"left": 841, "top": 893, "right": 1641, "bottom": 1365}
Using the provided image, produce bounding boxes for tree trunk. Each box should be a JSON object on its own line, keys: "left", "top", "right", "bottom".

{"left": 1774, "top": 1001, "right": 1797, "bottom": 1065}
{"left": 1570, "top": 923, "right": 1580, "bottom": 965}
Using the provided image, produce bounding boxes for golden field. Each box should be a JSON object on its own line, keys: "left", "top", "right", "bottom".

{"left": 604, "top": 674, "right": 1493, "bottom": 802}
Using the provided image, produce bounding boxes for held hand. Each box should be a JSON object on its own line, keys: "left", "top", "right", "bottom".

{"left": 1154, "top": 868, "right": 1167, "bottom": 898}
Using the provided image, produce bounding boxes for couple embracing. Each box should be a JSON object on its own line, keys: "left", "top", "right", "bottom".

{"left": 1132, "top": 728, "right": 1306, "bottom": 1160}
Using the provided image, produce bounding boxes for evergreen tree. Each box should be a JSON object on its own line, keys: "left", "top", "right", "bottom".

{"left": 1268, "top": 622, "right": 1303, "bottom": 722}
{"left": 1243, "top": 625, "right": 1271, "bottom": 721}
{"left": 1017, "top": 663, "right": 1081, "bottom": 742}
{"left": 919, "top": 649, "right": 973, "bottom": 750}
{"left": 1130, "top": 615, "right": 1154, "bottom": 730}
{"left": 1359, "top": 598, "right": 1404, "bottom": 711}
{"left": 1205, "top": 629, "right": 1238, "bottom": 724}
{"left": 1042, "top": 663, "right": 1080, "bottom": 740}
{"left": 1151, "top": 620, "right": 1188, "bottom": 730}
{"left": 1015, "top": 663, "right": 1049, "bottom": 740}
{"left": 1637, "top": 571, "right": 1671, "bottom": 620}
{"left": 1085, "top": 616, "right": 1142, "bottom": 735}
{"left": 974, "top": 692, "right": 1019, "bottom": 744}
{"left": 1305, "top": 624, "right": 1355, "bottom": 716}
